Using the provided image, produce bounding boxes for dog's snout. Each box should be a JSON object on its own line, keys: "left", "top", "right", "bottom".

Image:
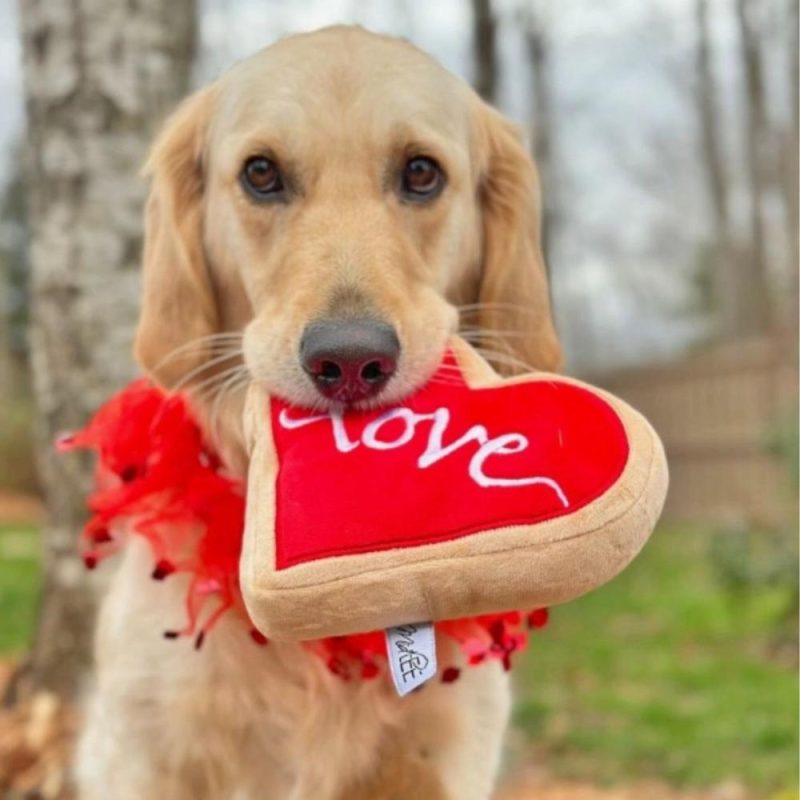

{"left": 300, "top": 319, "right": 400, "bottom": 404}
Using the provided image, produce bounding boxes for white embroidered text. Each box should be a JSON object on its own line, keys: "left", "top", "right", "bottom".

{"left": 278, "top": 406, "right": 569, "bottom": 507}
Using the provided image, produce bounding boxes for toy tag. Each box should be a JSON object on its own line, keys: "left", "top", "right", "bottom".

{"left": 385, "top": 622, "right": 437, "bottom": 697}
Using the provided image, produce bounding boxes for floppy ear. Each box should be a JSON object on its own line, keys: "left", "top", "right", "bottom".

{"left": 474, "top": 103, "right": 562, "bottom": 374}
{"left": 134, "top": 85, "right": 220, "bottom": 389}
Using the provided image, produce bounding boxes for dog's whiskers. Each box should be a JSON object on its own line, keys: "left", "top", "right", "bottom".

{"left": 468, "top": 348, "right": 535, "bottom": 374}
{"left": 207, "top": 367, "right": 251, "bottom": 444}
{"left": 458, "top": 329, "right": 527, "bottom": 340}
{"left": 170, "top": 348, "right": 245, "bottom": 394}
{"left": 185, "top": 363, "right": 249, "bottom": 400}
{"left": 153, "top": 333, "right": 245, "bottom": 379}
{"left": 456, "top": 302, "right": 539, "bottom": 316}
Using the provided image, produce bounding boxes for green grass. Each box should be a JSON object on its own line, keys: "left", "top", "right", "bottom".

{"left": 514, "top": 525, "right": 799, "bottom": 794}
{"left": 0, "top": 521, "right": 797, "bottom": 794}
{"left": 0, "top": 522, "right": 40, "bottom": 654}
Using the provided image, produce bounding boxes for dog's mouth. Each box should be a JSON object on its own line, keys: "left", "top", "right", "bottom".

{"left": 254, "top": 348, "right": 445, "bottom": 415}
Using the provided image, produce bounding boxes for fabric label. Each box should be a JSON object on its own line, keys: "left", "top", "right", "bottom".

{"left": 385, "top": 622, "right": 437, "bottom": 697}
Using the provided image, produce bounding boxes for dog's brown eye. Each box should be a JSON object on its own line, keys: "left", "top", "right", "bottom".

{"left": 241, "top": 156, "right": 284, "bottom": 198}
{"left": 401, "top": 156, "right": 444, "bottom": 199}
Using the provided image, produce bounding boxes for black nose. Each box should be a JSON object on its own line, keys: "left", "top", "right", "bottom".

{"left": 300, "top": 319, "right": 400, "bottom": 404}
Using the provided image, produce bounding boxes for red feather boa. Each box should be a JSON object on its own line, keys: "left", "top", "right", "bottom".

{"left": 59, "top": 380, "right": 548, "bottom": 681}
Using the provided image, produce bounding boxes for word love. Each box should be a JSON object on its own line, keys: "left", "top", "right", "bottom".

{"left": 277, "top": 405, "right": 569, "bottom": 508}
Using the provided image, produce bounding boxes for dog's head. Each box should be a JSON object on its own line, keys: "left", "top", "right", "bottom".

{"left": 135, "top": 26, "right": 560, "bottom": 428}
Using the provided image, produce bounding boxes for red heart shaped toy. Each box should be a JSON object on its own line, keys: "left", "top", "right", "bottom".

{"left": 241, "top": 338, "right": 668, "bottom": 640}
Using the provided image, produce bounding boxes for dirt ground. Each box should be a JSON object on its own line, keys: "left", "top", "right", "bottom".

{"left": 0, "top": 492, "right": 43, "bottom": 526}
{"left": 498, "top": 770, "right": 751, "bottom": 800}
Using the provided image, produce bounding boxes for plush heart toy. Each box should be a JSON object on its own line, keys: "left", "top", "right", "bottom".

{"left": 241, "top": 337, "right": 668, "bottom": 642}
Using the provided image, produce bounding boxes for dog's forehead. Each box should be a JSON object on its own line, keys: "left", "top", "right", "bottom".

{"left": 213, "top": 27, "right": 472, "bottom": 144}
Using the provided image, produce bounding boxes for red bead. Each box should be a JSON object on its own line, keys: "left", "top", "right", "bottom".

{"left": 441, "top": 667, "right": 461, "bottom": 683}
{"left": 489, "top": 619, "right": 505, "bottom": 642}
{"left": 92, "top": 528, "right": 112, "bottom": 544}
{"left": 151, "top": 559, "right": 176, "bottom": 580}
{"left": 249, "top": 628, "right": 269, "bottom": 646}
{"left": 527, "top": 608, "right": 549, "bottom": 629}
{"left": 120, "top": 464, "right": 140, "bottom": 483}
{"left": 361, "top": 661, "right": 380, "bottom": 679}
{"left": 327, "top": 658, "right": 350, "bottom": 679}
{"left": 54, "top": 433, "right": 75, "bottom": 452}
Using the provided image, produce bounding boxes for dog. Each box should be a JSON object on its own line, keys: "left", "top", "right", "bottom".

{"left": 75, "top": 26, "right": 560, "bottom": 800}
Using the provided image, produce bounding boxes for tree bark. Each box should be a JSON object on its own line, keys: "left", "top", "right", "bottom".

{"left": 0, "top": 156, "right": 28, "bottom": 394}
{"left": 734, "top": 0, "right": 772, "bottom": 334}
{"left": 471, "top": 0, "right": 498, "bottom": 102}
{"left": 18, "top": 0, "right": 196, "bottom": 701}
{"left": 522, "top": 3, "right": 556, "bottom": 271}
{"left": 693, "top": 0, "right": 740, "bottom": 337}
{"left": 782, "top": 0, "right": 799, "bottom": 341}
{"left": 0, "top": 262, "right": 10, "bottom": 396}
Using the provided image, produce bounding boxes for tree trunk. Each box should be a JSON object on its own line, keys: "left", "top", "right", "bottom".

{"left": 0, "top": 157, "right": 28, "bottom": 396}
{"left": 782, "top": 0, "right": 799, "bottom": 341}
{"left": 522, "top": 4, "right": 556, "bottom": 271}
{"left": 0, "top": 264, "right": 10, "bottom": 396}
{"left": 17, "top": 0, "right": 196, "bottom": 701}
{"left": 734, "top": 0, "right": 772, "bottom": 334}
{"left": 694, "top": 0, "right": 740, "bottom": 337}
{"left": 471, "top": 0, "right": 498, "bottom": 102}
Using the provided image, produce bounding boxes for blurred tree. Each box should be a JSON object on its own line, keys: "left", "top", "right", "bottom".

{"left": 0, "top": 151, "right": 28, "bottom": 387}
{"left": 693, "top": 0, "right": 738, "bottom": 336}
{"left": 471, "top": 0, "right": 498, "bottom": 102}
{"left": 693, "top": 0, "right": 792, "bottom": 340}
{"left": 0, "top": 153, "right": 38, "bottom": 499}
{"left": 520, "top": 1, "right": 556, "bottom": 270}
{"left": 781, "top": 0, "right": 798, "bottom": 342}
{"left": 16, "top": 0, "right": 196, "bottom": 701}
{"left": 733, "top": 0, "right": 772, "bottom": 334}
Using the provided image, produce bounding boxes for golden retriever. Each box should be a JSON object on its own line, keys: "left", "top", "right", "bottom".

{"left": 76, "top": 26, "right": 560, "bottom": 800}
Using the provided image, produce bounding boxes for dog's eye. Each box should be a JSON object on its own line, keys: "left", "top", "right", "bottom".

{"left": 401, "top": 156, "right": 444, "bottom": 200}
{"left": 241, "top": 156, "right": 284, "bottom": 199}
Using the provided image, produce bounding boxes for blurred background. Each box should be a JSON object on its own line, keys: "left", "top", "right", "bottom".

{"left": 0, "top": 1, "right": 797, "bottom": 798}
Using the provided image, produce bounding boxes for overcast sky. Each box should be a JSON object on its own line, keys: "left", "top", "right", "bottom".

{"left": 1, "top": 0, "right": 785, "bottom": 369}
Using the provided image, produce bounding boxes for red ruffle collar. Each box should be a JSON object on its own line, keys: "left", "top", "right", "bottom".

{"left": 59, "top": 380, "right": 548, "bottom": 682}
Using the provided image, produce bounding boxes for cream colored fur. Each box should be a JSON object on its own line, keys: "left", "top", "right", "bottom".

{"left": 76, "top": 25, "right": 563, "bottom": 800}
{"left": 76, "top": 541, "right": 510, "bottom": 800}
